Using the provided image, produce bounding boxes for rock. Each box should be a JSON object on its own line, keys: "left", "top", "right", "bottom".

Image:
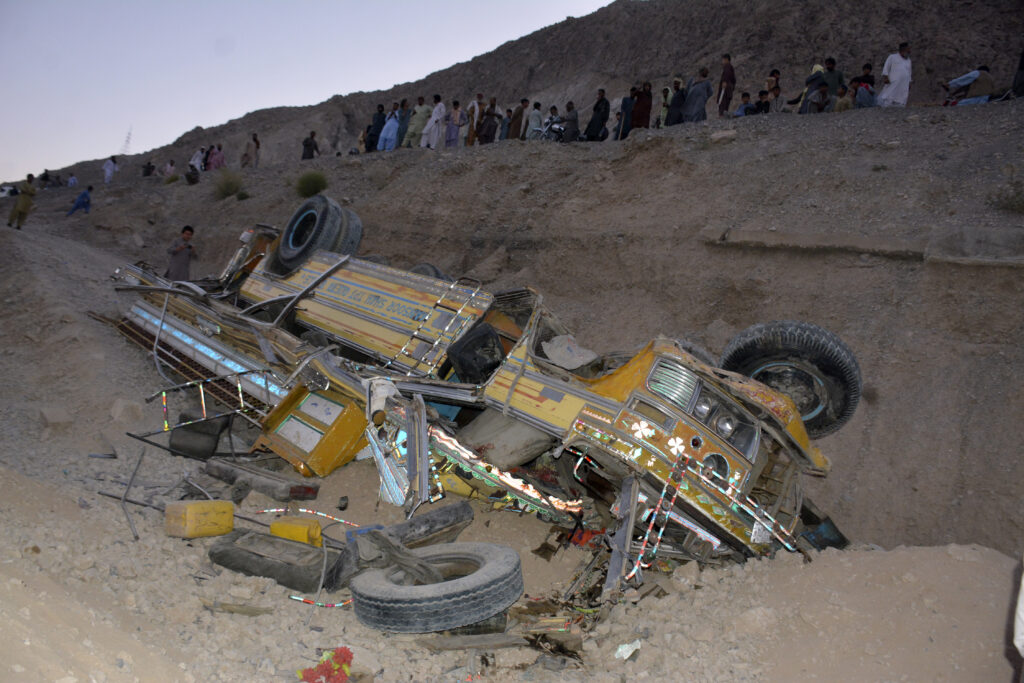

{"left": 39, "top": 406, "right": 73, "bottom": 428}
{"left": 710, "top": 130, "right": 737, "bottom": 144}
{"left": 672, "top": 561, "right": 702, "bottom": 587}
{"left": 109, "top": 398, "right": 145, "bottom": 424}
{"left": 228, "top": 583, "right": 256, "bottom": 600}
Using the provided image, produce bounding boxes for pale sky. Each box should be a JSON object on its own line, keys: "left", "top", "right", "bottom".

{"left": 0, "top": 0, "right": 610, "bottom": 182}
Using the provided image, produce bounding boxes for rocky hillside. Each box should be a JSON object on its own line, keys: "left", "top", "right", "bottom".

{"left": 26, "top": 0, "right": 1024, "bottom": 183}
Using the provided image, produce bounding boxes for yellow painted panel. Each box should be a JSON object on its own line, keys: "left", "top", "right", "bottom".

{"left": 257, "top": 384, "right": 368, "bottom": 477}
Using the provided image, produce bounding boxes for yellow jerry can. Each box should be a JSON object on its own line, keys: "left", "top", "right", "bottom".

{"left": 269, "top": 516, "right": 323, "bottom": 547}
{"left": 164, "top": 500, "right": 235, "bottom": 538}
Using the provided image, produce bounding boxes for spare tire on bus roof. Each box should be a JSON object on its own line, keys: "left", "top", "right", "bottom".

{"left": 331, "top": 207, "right": 363, "bottom": 257}
{"left": 275, "top": 196, "right": 362, "bottom": 272}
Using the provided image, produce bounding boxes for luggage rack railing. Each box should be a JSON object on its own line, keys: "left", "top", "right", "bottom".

{"left": 384, "top": 277, "right": 484, "bottom": 377}
{"left": 136, "top": 370, "right": 272, "bottom": 438}
{"left": 126, "top": 370, "right": 273, "bottom": 462}
{"left": 113, "top": 317, "right": 271, "bottom": 425}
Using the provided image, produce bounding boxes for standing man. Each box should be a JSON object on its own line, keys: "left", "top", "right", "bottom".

{"left": 718, "top": 54, "right": 736, "bottom": 117}
{"left": 402, "top": 97, "right": 431, "bottom": 148}
{"left": 377, "top": 103, "right": 401, "bottom": 151}
{"left": 617, "top": 86, "right": 636, "bottom": 140}
{"left": 632, "top": 81, "right": 653, "bottom": 130}
{"left": 396, "top": 99, "right": 411, "bottom": 148}
{"left": 102, "top": 156, "right": 118, "bottom": 184}
{"left": 66, "top": 185, "right": 93, "bottom": 217}
{"left": 878, "top": 42, "right": 912, "bottom": 107}
{"left": 524, "top": 102, "right": 543, "bottom": 140}
{"left": 583, "top": 89, "right": 610, "bottom": 141}
{"left": 465, "top": 93, "right": 484, "bottom": 146}
{"left": 367, "top": 105, "right": 386, "bottom": 152}
{"left": 477, "top": 97, "right": 500, "bottom": 144}
{"left": 499, "top": 108, "right": 512, "bottom": 140}
{"left": 822, "top": 57, "right": 845, "bottom": 97}
{"left": 509, "top": 98, "right": 528, "bottom": 140}
{"left": 165, "top": 226, "right": 198, "bottom": 281}
{"left": 420, "top": 95, "right": 445, "bottom": 150}
{"left": 301, "top": 131, "right": 320, "bottom": 159}
{"left": 562, "top": 101, "right": 579, "bottom": 142}
{"left": 242, "top": 133, "right": 260, "bottom": 168}
{"left": 682, "top": 67, "right": 714, "bottom": 122}
{"left": 665, "top": 78, "right": 686, "bottom": 126}
{"left": 6, "top": 174, "right": 35, "bottom": 230}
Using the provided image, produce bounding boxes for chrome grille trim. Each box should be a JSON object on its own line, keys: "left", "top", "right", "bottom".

{"left": 647, "top": 360, "right": 699, "bottom": 412}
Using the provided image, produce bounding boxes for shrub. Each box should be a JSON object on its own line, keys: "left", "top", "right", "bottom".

{"left": 236, "top": 190, "right": 250, "bottom": 201}
{"left": 296, "top": 171, "right": 328, "bottom": 198}
{"left": 990, "top": 174, "right": 1024, "bottom": 214}
{"left": 163, "top": 174, "right": 180, "bottom": 184}
{"left": 214, "top": 170, "right": 244, "bottom": 200}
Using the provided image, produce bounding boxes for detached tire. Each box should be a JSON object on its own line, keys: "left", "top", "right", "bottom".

{"left": 350, "top": 542, "right": 523, "bottom": 633}
{"left": 720, "top": 321, "right": 861, "bottom": 439}
{"left": 277, "top": 195, "right": 341, "bottom": 269}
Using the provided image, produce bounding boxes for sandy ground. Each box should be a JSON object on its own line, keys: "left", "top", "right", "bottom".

{"left": 1, "top": 97, "right": 1023, "bottom": 680}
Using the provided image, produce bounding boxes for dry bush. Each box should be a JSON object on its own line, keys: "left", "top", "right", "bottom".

{"left": 296, "top": 171, "right": 327, "bottom": 198}
{"left": 214, "top": 170, "right": 244, "bottom": 200}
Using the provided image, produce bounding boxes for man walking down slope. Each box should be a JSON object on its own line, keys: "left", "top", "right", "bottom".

{"left": 7, "top": 174, "right": 36, "bottom": 230}
{"left": 165, "top": 225, "right": 198, "bottom": 281}
{"left": 301, "top": 131, "right": 320, "bottom": 159}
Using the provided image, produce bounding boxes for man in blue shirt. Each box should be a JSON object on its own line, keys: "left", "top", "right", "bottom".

{"left": 66, "top": 185, "right": 93, "bottom": 217}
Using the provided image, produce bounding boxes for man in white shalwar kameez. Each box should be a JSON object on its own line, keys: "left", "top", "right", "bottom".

{"left": 102, "top": 156, "right": 118, "bottom": 184}
{"left": 878, "top": 42, "right": 912, "bottom": 107}
{"left": 420, "top": 95, "right": 446, "bottom": 150}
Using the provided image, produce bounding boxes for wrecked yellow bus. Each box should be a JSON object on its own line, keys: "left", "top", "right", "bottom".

{"left": 114, "top": 195, "right": 861, "bottom": 578}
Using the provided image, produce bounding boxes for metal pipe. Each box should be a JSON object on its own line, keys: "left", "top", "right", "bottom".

{"left": 272, "top": 255, "right": 350, "bottom": 328}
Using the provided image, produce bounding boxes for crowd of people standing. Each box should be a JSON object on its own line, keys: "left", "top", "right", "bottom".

{"left": 347, "top": 42, "right": 963, "bottom": 151}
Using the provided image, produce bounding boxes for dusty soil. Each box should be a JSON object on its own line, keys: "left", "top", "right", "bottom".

{"left": 1, "top": 55, "right": 1023, "bottom": 683}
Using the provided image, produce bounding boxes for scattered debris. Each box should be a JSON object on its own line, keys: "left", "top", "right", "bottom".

{"left": 199, "top": 598, "right": 274, "bottom": 617}
{"left": 614, "top": 638, "right": 642, "bottom": 660}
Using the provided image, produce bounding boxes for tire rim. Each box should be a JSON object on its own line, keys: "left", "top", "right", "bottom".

{"left": 287, "top": 210, "right": 318, "bottom": 249}
{"left": 749, "top": 360, "right": 829, "bottom": 421}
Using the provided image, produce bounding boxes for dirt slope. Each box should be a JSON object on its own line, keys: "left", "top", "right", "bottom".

{"left": 0, "top": 221, "right": 1019, "bottom": 680}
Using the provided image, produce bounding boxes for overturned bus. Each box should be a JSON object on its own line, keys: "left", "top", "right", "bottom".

{"left": 112, "top": 195, "right": 861, "bottom": 581}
